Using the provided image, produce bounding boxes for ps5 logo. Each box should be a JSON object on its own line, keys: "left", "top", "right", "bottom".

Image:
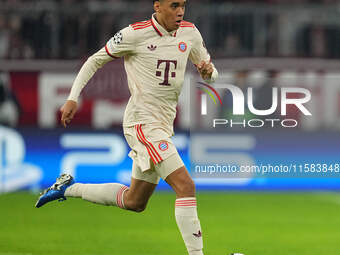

{"left": 60, "top": 134, "right": 126, "bottom": 178}
{"left": 0, "top": 126, "right": 42, "bottom": 193}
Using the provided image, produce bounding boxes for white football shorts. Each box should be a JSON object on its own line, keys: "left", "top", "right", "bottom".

{"left": 123, "top": 124, "right": 184, "bottom": 184}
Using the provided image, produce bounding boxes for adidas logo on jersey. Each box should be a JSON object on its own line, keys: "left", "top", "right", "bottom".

{"left": 147, "top": 45, "right": 157, "bottom": 51}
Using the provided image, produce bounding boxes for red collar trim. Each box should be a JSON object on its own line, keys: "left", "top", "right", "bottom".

{"left": 151, "top": 18, "right": 163, "bottom": 37}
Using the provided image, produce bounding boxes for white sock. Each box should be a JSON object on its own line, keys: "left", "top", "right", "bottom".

{"left": 64, "top": 183, "right": 128, "bottom": 208}
{"left": 175, "top": 197, "right": 203, "bottom": 255}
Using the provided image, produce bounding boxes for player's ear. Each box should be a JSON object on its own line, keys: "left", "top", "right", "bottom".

{"left": 154, "top": 1, "right": 161, "bottom": 13}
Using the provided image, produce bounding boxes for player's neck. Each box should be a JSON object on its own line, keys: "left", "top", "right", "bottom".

{"left": 154, "top": 13, "right": 172, "bottom": 32}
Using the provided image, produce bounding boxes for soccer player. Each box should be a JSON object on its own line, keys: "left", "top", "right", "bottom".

{"left": 35, "top": 1, "right": 218, "bottom": 254}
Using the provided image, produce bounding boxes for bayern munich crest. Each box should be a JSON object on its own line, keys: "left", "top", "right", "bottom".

{"left": 178, "top": 42, "right": 187, "bottom": 52}
{"left": 158, "top": 141, "right": 169, "bottom": 151}
{"left": 113, "top": 31, "right": 123, "bottom": 44}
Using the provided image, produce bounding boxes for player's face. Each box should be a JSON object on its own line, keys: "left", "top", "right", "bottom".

{"left": 155, "top": 0, "right": 186, "bottom": 31}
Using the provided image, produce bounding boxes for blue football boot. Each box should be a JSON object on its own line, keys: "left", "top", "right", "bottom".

{"left": 35, "top": 173, "right": 74, "bottom": 208}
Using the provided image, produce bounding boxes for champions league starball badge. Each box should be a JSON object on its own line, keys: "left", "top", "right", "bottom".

{"left": 113, "top": 31, "right": 123, "bottom": 44}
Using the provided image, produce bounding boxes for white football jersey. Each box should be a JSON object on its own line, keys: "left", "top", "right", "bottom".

{"left": 68, "top": 14, "right": 218, "bottom": 134}
{"left": 105, "top": 14, "right": 217, "bottom": 134}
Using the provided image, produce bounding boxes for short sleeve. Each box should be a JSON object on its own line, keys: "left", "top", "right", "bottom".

{"left": 189, "top": 27, "right": 211, "bottom": 65}
{"left": 105, "top": 26, "right": 136, "bottom": 58}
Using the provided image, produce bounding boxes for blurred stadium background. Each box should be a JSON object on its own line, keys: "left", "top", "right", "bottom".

{"left": 1, "top": 0, "right": 340, "bottom": 254}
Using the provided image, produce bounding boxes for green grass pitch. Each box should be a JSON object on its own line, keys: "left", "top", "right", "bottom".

{"left": 0, "top": 191, "right": 339, "bottom": 255}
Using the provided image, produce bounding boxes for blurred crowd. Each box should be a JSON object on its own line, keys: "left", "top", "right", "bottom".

{"left": 1, "top": 0, "right": 340, "bottom": 59}
{"left": 0, "top": 72, "right": 20, "bottom": 127}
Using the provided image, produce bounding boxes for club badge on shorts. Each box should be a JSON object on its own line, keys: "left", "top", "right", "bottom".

{"left": 178, "top": 42, "right": 187, "bottom": 52}
{"left": 158, "top": 141, "right": 169, "bottom": 151}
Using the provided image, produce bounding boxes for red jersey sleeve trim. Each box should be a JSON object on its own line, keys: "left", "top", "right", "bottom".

{"left": 132, "top": 24, "right": 152, "bottom": 30}
{"left": 131, "top": 20, "right": 151, "bottom": 26}
{"left": 180, "top": 20, "right": 195, "bottom": 28}
{"left": 105, "top": 44, "right": 119, "bottom": 59}
{"left": 131, "top": 20, "right": 152, "bottom": 30}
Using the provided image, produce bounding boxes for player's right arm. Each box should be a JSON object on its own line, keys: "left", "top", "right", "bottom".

{"left": 189, "top": 26, "right": 218, "bottom": 83}
{"left": 60, "top": 47, "right": 112, "bottom": 127}
{"left": 60, "top": 26, "right": 136, "bottom": 127}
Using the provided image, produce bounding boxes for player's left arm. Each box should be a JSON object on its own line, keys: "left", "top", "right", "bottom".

{"left": 189, "top": 27, "right": 218, "bottom": 83}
